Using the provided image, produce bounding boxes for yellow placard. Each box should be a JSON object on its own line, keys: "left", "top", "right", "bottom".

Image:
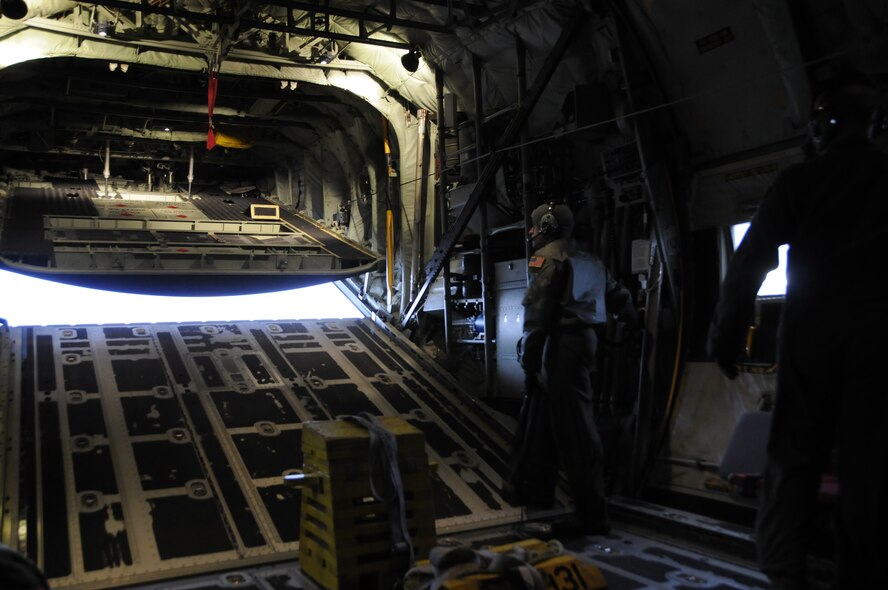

{"left": 536, "top": 554, "right": 608, "bottom": 590}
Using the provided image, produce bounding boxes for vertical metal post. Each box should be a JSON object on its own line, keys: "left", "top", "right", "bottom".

{"left": 382, "top": 118, "right": 395, "bottom": 311}
{"left": 187, "top": 146, "right": 195, "bottom": 198}
{"left": 517, "top": 38, "right": 532, "bottom": 284}
{"left": 288, "top": 165, "right": 294, "bottom": 207}
{"left": 103, "top": 141, "right": 111, "bottom": 197}
{"left": 472, "top": 56, "right": 484, "bottom": 182}
{"left": 410, "top": 110, "right": 429, "bottom": 300}
{"left": 631, "top": 247, "right": 661, "bottom": 493}
{"left": 401, "top": 8, "right": 588, "bottom": 328}
{"left": 473, "top": 54, "right": 495, "bottom": 397}
{"left": 386, "top": 209, "right": 395, "bottom": 310}
{"left": 436, "top": 68, "right": 452, "bottom": 355}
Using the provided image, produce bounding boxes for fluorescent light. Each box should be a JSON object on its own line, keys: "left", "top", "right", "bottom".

{"left": 0, "top": 270, "right": 362, "bottom": 326}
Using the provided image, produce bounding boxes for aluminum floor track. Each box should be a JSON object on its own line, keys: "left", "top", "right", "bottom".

{"left": 1, "top": 319, "right": 565, "bottom": 589}
{"left": 83, "top": 526, "right": 772, "bottom": 590}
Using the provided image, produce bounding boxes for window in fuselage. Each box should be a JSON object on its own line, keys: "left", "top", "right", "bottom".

{"left": 731, "top": 222, "right": 788, "bottom": 297}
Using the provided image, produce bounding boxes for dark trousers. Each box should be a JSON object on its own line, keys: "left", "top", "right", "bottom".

{"left": 509, "top": 328, "right": 607, "bottom": 525}
{"left": 757, "top": 308, "right": 888, "bottom": 589}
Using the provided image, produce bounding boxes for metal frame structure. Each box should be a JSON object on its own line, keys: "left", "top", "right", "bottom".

{"left": 401, "top": 5, "right": 589, "bottom": 328}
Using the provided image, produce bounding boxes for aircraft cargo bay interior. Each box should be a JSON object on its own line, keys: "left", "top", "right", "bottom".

{"left": 2, "top": 1, "right": 886, "bottom": 589}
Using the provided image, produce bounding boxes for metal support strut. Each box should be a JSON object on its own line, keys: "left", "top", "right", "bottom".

{"left": 401, "top": 6, "right": 589, "bottom": 329}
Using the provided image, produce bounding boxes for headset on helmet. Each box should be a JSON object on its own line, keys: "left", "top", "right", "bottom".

{"left": 538, "top": 202, "right": 559, "bottom": 236}
{"left": 808, "top": 103, "right": 840, "bottom": 148}
{"left": 808, "top": 80, "right": 885, "bottom": 150}
{"left": 869, "top": 104, "right": 888, "bottom": 140}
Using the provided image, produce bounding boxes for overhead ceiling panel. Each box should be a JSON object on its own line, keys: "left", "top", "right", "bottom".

{"left": 625, "top": 0, "right": 809, "bottom": 165}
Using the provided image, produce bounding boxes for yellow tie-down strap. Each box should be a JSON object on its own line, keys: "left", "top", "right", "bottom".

{"left": 407, "top": 538, "right": 608, "bottom": 590}
{"left": 438, "top": 554, "right": 607, "bottom": 590}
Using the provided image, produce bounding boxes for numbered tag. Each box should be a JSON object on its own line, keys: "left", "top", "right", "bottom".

{"left": 538, "top": 555, "right": 608, "bottom": 590}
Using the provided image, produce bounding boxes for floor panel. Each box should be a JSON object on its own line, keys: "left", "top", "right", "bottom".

{"left": 109, "top": 527, "right": 771, "bottom": 590}
{"left": 2, "top": 319, "right": 549, "bottom": 589}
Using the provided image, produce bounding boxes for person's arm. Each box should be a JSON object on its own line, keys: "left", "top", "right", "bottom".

{"left": 707, "top": 169, "right": 798, "bottom": 378}
{"left": 518, "top": 258, "right": 564, "bottom": 373}
{"left": 605, "top": 270, "right": 637, "bottom": 326}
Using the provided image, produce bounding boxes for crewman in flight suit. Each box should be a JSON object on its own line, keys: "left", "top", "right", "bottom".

{"left": 708, "top": 75, "right": 888, "bottom": 589}
{"left": 506, "top": 202, "right": 635, "bottom": 533}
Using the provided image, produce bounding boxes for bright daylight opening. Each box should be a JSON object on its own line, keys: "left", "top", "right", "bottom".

{"left": 0, "top": 270, "right": 362, "bottom": 327}
{"left": 731, "top": 222, "right": 788, "bottom": 297}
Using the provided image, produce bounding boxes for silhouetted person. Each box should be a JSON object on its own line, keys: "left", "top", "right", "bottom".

{"left": 0, "top": 544, "right": 50, "bottom": 590}
{"left": 506, "top": 202, "right": 635, "bottom": 533}
{"left": 708, "top": 76, "right": 888, "bottom": 589}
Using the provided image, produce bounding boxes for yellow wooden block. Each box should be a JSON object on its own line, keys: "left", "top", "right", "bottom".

{"left": 298, "top": 417, "right": 437, "bottom": 590}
